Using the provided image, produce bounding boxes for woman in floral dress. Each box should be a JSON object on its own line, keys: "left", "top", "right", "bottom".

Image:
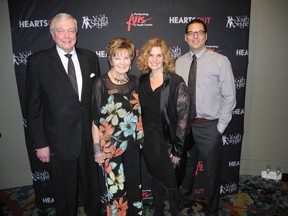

{"left": 92, "top": 38, "right": 143, "bottom": 216}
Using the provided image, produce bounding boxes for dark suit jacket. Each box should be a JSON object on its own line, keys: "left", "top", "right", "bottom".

{"left": 25, "top": 46, "right": 101, "bottom": 160}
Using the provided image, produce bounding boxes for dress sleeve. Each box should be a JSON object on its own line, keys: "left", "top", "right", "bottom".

{"left": 91, "top": 77, "right": 103, "bottom": 127}
{"left": 173, "top": 81, "right": 190, "bottom": 157}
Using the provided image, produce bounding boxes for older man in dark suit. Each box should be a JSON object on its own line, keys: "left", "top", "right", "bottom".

{"left": 25, "top": 13, "right": 101, "bottom": 216}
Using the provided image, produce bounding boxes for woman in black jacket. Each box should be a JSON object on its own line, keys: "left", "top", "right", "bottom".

{"left": 137, "top": 38, "right": 190, "bottom": 216}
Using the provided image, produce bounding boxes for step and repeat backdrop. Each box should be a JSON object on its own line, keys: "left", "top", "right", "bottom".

{"left": 8, "top": 0, "right": 250, "bottom": 208}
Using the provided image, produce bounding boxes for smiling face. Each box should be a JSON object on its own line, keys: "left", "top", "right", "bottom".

{"left": 148, "top": 46, "right": 164, "bottom": 73}
{"left": 51, "top": 18, "right": 77, "bottom": 53}
{"left": 111, "top": 49, "right": 132, "bottom": 74}
{"left": 185, "top": 22, "right": 207, "bottom": 53}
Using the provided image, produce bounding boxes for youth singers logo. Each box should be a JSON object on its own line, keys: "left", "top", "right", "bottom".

{"left": 222, "top": 133, "right": 242, "bottom": 145}
{"left": 170, "top": 46, "right": 182, "bottom": 59}
{"left": 82, "top": 14, "right": 109, "bottom": 29}
{"left": 126, "top": 13, "right": 153, "bottom": 31}
{"left": 220, "top": 182, "right": 238, "bottom": 194}
{"left": 13, "top": 51, "right": 32, "bottom": 65}
{"left": 226, "top": 15, "right": 249, "bottom": 29}
{"left": 235, "top": 76, "right": 246, "bottom": 89}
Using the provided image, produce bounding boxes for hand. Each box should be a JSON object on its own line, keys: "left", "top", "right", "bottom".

{"left": 170, "top": 154, "right": 181, "bottom": 165}
{"left": 35, "top": 146, "right": 50, "bottom": 163}
{"left": 94, "top": 152, "right": 105, "bottom": 165}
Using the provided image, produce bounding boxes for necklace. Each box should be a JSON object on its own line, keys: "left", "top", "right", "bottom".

{"left": 109, "top": 71, "right": 129, "bottom": 84}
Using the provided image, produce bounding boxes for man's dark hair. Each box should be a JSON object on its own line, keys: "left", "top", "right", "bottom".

{"left": 185, "top": 19, "right": 207, "bottom": 33}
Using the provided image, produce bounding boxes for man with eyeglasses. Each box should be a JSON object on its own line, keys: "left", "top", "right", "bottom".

{"left": 25, "top": 13, "right": 101, "bottom": 215}
{"left": 176, "top": 19, "right": 236, "bottom": 216}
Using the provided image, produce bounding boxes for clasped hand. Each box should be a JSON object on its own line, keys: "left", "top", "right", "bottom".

{"left": 170, "top": 154, "right": 181, "bottom": 165}
{"left": 94, "top": 152, "right": 104, "bottom": 165}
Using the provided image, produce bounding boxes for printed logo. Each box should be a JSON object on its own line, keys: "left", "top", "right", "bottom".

{"left": 222, "top": 133, "right": 242, "bottom": 145}
{"left": 220, "top": 182, "right": 238, "bottom": 194}
{"left": 13, "top": 51, "right": 32, "bottom": 66}
{"left": 42, "top": 197, "right": 54, "bottom": 204}
{"left": 32, "top": 170, "right": 50, "bottom": 182}
{"left": 206, "top": 45, "right": 222, "bottom": 53}
{"left": 23, "top": 119, "right": 27, "bottom": 128}
{"left": 126, "top": 13, "right": 153, "bottom": 31}
{"left": 233, "top": 108, "right": 244, "bottom": 115}
{"left": 170, "top": 46, "right": 182, "bottom": 59}
{"left": 193, "top": 187, "right": 204, "bottom": 195}
{"left": 226, "top": 15, "right": 249, "bottom": 29}
{"left": 142, "top": 190, "right": 153, "bottom": 199}
{"left": 169, "top": 16, "right": 211, "bottom": 24}
{"left": 195, "top": 161, "right": 204, "bottom": 175}
{"left": 235, "top": 76, "right": 246, "bottom": 89}
{"left": 82, "top": 15, "right": 109, "bottom": 29}
{"left": 18, "top": 20, "right": 50, "bottom": 28}
{"left": 95, "top": 49, "right": 139, "bottom": 58}
{"left": 229, "top": 160, "right": 240, "bottom": 167}
{"left": 95, "top": 50, "right": 107, "bottom": 58}
{"left": 135, "top": 49, "right": 140, "bottom": 57}
{"left": 236, "top": 49, "right": 248, "bottom": 56}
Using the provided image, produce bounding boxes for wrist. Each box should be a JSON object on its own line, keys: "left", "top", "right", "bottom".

{"left": 93, "top": 142, "right": 102, "bottom": 154}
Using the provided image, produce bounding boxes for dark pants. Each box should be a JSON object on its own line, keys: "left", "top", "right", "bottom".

{"left": 181, "top": 120, "right": 222, "bottom": 216}
{"left": 50, "top": 142, "right": 101, "bottom": 216}
{"left": 142, "top": 126, "right": 177, "bottom": 189}
{"left": 142, "top": 126, "right": 180, "bottom": 215}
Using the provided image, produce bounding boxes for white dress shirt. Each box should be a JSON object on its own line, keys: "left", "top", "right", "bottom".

{"left": 56, "top": 45, "right": 83, "bottom": 101}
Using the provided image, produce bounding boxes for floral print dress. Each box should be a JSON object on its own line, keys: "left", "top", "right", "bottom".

{"left": 92, "top": 74, "right": 143, "bottom": 216}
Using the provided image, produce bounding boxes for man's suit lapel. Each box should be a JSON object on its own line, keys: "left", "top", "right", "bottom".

{"left": 50, "top": 47, "right": 71, "bottom": 83}
{"left": 76, "top": 49, "right": 89, "bottom": 102}
{"left": 50, "top": 47, "right": 80, "bottom": 100}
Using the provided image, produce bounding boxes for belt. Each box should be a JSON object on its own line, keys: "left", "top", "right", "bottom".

{"left": 192, "top": 118, "right": 210, "bottom": 123}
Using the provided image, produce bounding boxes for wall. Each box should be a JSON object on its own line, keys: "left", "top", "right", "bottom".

{"left": 0, "top": 0, "right": 32, "bottom": 189}
{"left": 241, "top": 0, "right": 288, "bottom": 175}
{"left": 0, "top": 0, "right": 287, "bottom": 189}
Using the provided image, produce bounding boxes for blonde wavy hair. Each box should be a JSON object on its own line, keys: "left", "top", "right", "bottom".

{"left": 137, "top": 38, "right": 175, "bottom": 74}
{"left": 106, "top": 38, "right": 135, "bottom": 67}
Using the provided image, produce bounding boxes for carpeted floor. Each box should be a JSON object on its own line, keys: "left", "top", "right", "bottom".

{"left": 0, "top": 175, "right": 288, "bottom": 216}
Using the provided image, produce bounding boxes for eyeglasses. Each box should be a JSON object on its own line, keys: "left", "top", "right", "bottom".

{"left": 186, "top": 30, "right": 206, "bottom": 37}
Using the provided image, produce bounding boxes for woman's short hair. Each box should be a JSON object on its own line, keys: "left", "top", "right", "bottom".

{"left": 137, "top": 38, "right": 175, "bottom": 74}
{"left": 106, "top": 38, "right": 136, "bottom": 65}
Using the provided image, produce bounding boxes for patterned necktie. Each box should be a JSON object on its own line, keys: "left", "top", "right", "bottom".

{"left": 188, "top": 54, "right": 197, "bottom": 119}
{"left": 65, "top": 54, "right": 78, "bottom": 95}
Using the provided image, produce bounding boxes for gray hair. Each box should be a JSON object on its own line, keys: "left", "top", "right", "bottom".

{"left": 50, "top": 13, "right": 78, "bottom": 33}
